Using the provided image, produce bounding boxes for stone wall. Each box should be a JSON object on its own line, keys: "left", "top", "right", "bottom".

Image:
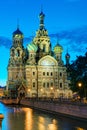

{"left": 21, "top": 99, "right": 87, "bottom": 120}
{"left": 1, "top": 98, "right": 87, "bottom": 120}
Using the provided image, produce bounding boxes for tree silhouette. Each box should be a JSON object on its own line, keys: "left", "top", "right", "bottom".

{"left": 68, "top": 52, "right": 87, "bottom": 98}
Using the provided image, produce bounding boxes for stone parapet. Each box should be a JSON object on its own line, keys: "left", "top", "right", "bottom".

{"left": 20, "top": 99, "right": 87, "bottom": 120}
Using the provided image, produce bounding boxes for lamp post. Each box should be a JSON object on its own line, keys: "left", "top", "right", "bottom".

{"left": 28, "top": 89, "right": 31, "bottom": 97}
{"left": 78, "top": 82, "right": 82, "bottom": 88}
{"left": 50, "top": 87, "right": 54, "bottom": 98}
{"left": 78, "top": 82, "right": 86, "bottom": 98}
{"left": 78, "top": 82, "right": 82, "bottom": 98}
{"left": 77, "top": 82, "right": 83, "bottom": 101}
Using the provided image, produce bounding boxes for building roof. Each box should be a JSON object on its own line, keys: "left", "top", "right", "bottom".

{"left": 54, "top": 43, "right": 63, "bottom": 53}
{"left": 27, "top": 42, "right": 38, "bottom": 52}
{"left": 39, "top": 11, "right": 45, "bottom": 17}
{"left": 13, "top": 28, "right": 23, "bottom": 36}
{"left": 65, "top": 52, "right": 70, "bottom": 58}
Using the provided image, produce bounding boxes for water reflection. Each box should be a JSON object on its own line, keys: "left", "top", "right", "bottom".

{"left": 22, "top": 108, "right": 33, "bottom": 130}
{"left": 76, "top": 128, "right": 85, "bottom": 130}
{"left": 0, "top": 103, "right": 87, "bottom": 130}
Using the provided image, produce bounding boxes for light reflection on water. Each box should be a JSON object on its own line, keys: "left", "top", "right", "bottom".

{"left": 22, "top": 108, "right": 33, "bottom": 130}
{"left": 76, "top": 128, "right": 85, "bottom": 130}
{"left": 0, "top": 103, "right": 87, "bottom": 130}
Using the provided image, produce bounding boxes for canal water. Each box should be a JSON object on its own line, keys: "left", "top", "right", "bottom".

{"left": 0, "top": 102, "right": 87, "bottom": 130}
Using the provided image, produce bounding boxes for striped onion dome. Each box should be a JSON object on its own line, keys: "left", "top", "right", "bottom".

{"left": 27, "top": 43, "right": 38, "bottom": 52}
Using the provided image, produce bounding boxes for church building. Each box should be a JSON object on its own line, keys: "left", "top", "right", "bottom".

{"left": 7, "top": 11, "right": 72, "bottom": 98}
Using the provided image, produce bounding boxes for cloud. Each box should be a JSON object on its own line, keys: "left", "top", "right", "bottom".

{"left": 49, "top": 26, "right": 87, "bottom": 54}
{"left": 0, "top": 26, "right": 87, "bottom": 57}
{"left": 0, "top": 37, "right": 11, "bottom": 48}
{"left": 0, "top": 37, "right": 32, "bottom": 49}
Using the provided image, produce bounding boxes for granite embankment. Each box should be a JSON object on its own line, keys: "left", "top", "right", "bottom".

{"left": 20, "top": 99, "right": 87, "bottom": 121}
{"left": 1, "top": 98, "right": 87, "bottom": 121}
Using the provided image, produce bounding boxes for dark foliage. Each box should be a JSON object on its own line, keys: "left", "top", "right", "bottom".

{"left": 68, "top": 52, "right": 87, "bottom": 98}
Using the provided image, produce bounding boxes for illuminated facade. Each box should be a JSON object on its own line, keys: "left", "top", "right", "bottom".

{"left": 7, "top": 11, "right": 72, "bottom": 98}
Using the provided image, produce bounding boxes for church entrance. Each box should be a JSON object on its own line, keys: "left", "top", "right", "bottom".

{"left": 18, "top": 90, "right": 25, "bottom": 98}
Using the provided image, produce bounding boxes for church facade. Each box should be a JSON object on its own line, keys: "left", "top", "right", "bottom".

{"left": 7, "top": 11, "right": 72, "bottom": 98}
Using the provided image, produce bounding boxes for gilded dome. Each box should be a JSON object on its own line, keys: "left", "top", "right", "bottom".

{"left": 54, "top": 43, "right": 63, "bottom": 53}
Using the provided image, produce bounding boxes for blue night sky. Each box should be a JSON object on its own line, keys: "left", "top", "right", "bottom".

{"left": 0, "top": 0, "right": 87, "bottom": 86}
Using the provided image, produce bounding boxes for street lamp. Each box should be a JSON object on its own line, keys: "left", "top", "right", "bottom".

{"left": 78, "top": 82, "right": 86, "bottom": 98}
{"left": 28, "top": 89, "right": 31, "bottom": 97}
{"left": 78, "top": 82, "right": 82, "bottom": 88}
{"left": 77, "top": 81, "right": 82, "bottom": 100}
{"left": 50, "top": 87, "right": 53, "bottom": 90}
{"left": 50, "top": 87, "right": 54, "bottom": 98}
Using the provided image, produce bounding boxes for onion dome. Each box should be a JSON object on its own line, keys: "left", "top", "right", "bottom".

{"left": 54, "top": 43, "right": 63, "bottom": 54}
{"left": 13, "top": 27, "right": 23, "bottom": 37}
{"left": 39, "top": 11, "right": 45, "bottom": 17}
{"left": 65, "top": 52, "right": 70, "bottom": 59}
{"left": 27, "top": 42, "right": 38, "bottom": 53}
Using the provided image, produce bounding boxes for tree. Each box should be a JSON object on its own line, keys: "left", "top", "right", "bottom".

{"left": 68, "top": 52, "right": 87, "bottom": 98}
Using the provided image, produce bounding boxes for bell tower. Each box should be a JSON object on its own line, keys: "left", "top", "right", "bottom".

{"left": 13, "top": 27, "right": 23, "bottom": 48}
{"left": 9, "top": 26, "right": 25, "bottom": 66}
{"left": 7, "top": 26, "right": 26, "bottom": 97}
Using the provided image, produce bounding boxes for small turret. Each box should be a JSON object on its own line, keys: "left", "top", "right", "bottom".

{"left": 13, "top": 25, "right": 23, "bottom": 38}
{"left": 39, "top": 11, "right": 45, "bottom": 30}
{"left": 9, "top": 24, "right": 25, "bottom": 67}
{"left": 12, "top": 25, "right": 24, "bottom": 47}
{"left": 65, "top": 52, "right": 70, "bottom": 66}
{"left": 54, "top": 41, "right": 63, "bottom": 61}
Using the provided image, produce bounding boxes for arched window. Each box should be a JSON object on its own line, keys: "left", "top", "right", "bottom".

{"left": 16, "top": 50, "right": 20, "bottom": 57}
{"left": 43, "top": 44, "right": 46, "bottom": 52}
{"left": 60, "top": 72, "right": 62, "bottom": 77}
{"left": 43, "top": 82, "right": 45, "bottom": 87}
{"left": 47, "top": 72, "right": 49, "bottom": 76}
{"left": 43, "top": 72, "right": 45, "bottom": 76}
{"left": 17, "top": 50, "right": 20, "bottom": 57}
{"left": 51, "top": 72, "right": 53, "bottom": 76}
{"left": 33, "top": 82, "right": 35, "bottom": 87}
{"left": 60, "top": 83, "right": 62, "bottom": 89}
{"left": 51, "top": 82, "right": 53, "bottom": 86}
{"left": 47, "top": 82, "right": 49, "bottom": 88}
{"left": 11, "top": 49, "right": 15, "bottom": 57}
